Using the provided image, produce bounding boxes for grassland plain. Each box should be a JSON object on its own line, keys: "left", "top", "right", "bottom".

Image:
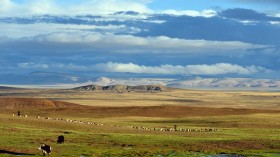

{"left": 0, "top": 88, "right": 280, "bottom": 156}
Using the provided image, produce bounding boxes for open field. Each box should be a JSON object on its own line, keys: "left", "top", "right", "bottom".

{"left": 0, "top": 87, "right": 280, "bottom": 156}
{"left": 1, "top": 88, "right": 280, "bottom": 109}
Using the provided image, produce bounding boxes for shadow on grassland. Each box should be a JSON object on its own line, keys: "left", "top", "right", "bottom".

{"left": 0, "top": 150, "right": 35, "bottom": 156}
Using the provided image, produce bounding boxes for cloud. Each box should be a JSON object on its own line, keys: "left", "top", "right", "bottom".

{"left": 2, "top": 7, "right": 280, "bottom": 46}
{"left": 85, "top": 62, "right": 272, "bottom": 75}
{"left": 18, "top": 62, "right": 49, "bottom": 69}
{"left": 0, "top": 32, "right": 264, "bottom": 55}
{"left": 219, "top": 8, "right": 280, "bottom": 21}
{"left": 1, "top": 5, "right": 279, "bottom": 78}
{"left": 17, "top": 62, "right": 91, "bottom": 72}
{"left": 28, "top": 0, "right": 59, "bottom": 15}
{"left": 0, "top": 23, "right": 128, "bottom": 38}
{"left": 160, "top": 9, "right": 217, "bottom": 18}
{"left": 0, "top": 0, "right": 15, "bottom": 12}
{"left": 17, "top": 62, "right": 271, "bottom": 75}
{"left": 0, "top": 0, "right": 152, "bottom": 17}
{"left": 139, "top": 13, "right": 280, "bottom": 45}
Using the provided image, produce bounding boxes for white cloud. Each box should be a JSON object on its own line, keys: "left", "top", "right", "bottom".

{"left": 0, "top": 0, "right": 152, "bottom": 17}
{"left": 275, "top": 13, "right": 280, "bottom": 17}
{"left": 52, "top": 63, "right": 88, "bottom": 71}
{"left": 0, "top": 0, "right": 217, "bottom": 18}
{"left": 7, "top": 32, "right": 262, "bottom": 55}
{"left": 22, "top": 62, "right": 270, "bottom": 75}
{"left": 18, "top": 62, "right": 49, "bottom": 69}
{"left": 92, "top": 62, "right": 271, "bottom": 75}
{"left": 161, "top": 9, "right": 217, "bottom": 17}
{"left": 270, "top": 21, "right": 280, "bottom": 25}
{"left": 0, "top": 23, "right": 128, "bottom": 38}
{"left": 28, "top": 0, "right": 59, "bottom": 15}
{"left": 75, "top": 0, "right": 152, "bottom": 15}
{"left": 238, "top": 20, "right": 259, "bottom": 24}
{"left": 18, "top": 62, "right": 90, "bottom": 71}
{"left": 0, "top": 0, "right": 15, "bottom": 12}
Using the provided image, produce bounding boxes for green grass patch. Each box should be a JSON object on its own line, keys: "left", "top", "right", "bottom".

{"left": 1, "top": 113, "right": 279, "bottom": 157}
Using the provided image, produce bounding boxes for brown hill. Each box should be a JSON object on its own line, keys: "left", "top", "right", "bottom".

{"left": 0, "top": 97, "right": 279, "bottom": 118}
{"left": 0, "top": 98, "right": 79, "bottom": 109}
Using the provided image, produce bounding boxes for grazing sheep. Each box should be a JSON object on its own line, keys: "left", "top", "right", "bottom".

{"left": 38, "top": 144, "right": 51, "bottom": 156}
{"left": 169, "top": 128, "right": 175, "bottom": 132}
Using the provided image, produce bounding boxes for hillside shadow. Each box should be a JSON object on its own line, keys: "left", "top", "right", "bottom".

{"left": 0, "top": 150, "right": 35, "bottom": 156}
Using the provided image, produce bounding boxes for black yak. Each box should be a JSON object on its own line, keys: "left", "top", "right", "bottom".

{"left": 57, "top": 135, "right": 64, "bottom": 144}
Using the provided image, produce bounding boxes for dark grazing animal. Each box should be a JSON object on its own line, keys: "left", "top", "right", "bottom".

{"left": 57, "top": 135, "right": 64, "bottom": 144}
{"left": 38, "top": 144, "right": 51, "bottom": 156}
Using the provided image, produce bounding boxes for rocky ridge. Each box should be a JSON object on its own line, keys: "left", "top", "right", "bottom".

{"left": 74, "top": 84, "right": 167, "bottom": 93}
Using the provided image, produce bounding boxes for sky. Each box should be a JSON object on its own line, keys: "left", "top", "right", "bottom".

{"left": 1, "top": 0, "right": 280, "bottom": 81}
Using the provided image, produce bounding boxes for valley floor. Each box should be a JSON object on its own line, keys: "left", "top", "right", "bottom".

{"left": 0, "top": 88, "right": 279, "bottom": 156}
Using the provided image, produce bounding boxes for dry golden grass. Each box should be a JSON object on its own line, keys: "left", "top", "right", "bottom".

{"left": 1, "top": 88, "right": 280, "bottom": 110}
{"left": 0, "top": 88, "right": 279, "bottom": 120}
{"left": 3, "top": 88, "right": 279, "bottom": 109}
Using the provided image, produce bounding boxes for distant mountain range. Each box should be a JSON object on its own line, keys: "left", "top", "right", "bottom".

{"left": 1, "top": 72, "right": 280, "bottom": 89}
{"left": 74, "top": 84, "right": 167, "bottom": 92}
{"left": 167, "top": 77, "right": 280, "bottom": 89}
{"left": 83, "top": 77, "right": 280, "bottom": 89}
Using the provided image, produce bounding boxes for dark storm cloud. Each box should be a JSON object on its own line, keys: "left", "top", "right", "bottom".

{"left": 219, "top": 8, "right": 280, "bottom": 21}
{"left": 138, "top": 12, "right": 280, "bottom": 45}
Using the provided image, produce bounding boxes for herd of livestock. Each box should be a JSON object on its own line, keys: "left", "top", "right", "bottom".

{"left": 14, "top": 113, "right": 219, "bottom": 133}
{"left": 12, "top": 112, "right": 220, "bottom": 155}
